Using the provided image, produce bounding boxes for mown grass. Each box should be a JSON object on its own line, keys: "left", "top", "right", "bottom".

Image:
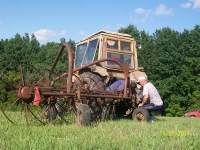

{"left": 0, "top": 114, "right": 200, "bottom": 150}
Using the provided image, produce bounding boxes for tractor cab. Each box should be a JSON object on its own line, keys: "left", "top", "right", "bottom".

{"left": 75, "top": 30, "right": 136, "bottom": 69}
{"left": 74, "top": 30, "right": 146, "bottom": 83}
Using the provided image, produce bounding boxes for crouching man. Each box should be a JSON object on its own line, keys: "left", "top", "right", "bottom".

{"left": 137, "top": 76, "right": 163, "bottom": 122}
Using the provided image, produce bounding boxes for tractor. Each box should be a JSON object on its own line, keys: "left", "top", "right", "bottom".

{"left": 0, "top": 30, "right": 150, "bottom": 126}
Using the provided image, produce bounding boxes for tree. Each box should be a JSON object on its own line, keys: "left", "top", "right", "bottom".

{"left": 0, "top": 33, "right": 40, "bottom": 108}
{"left": 118, "top": 24, "right": 140, "bottom": 42}
{"left": 117, "top": 24, "right": 200, "bottom": 116}
{"left": 60, "top": 38, "right": 66, "bottom": 43}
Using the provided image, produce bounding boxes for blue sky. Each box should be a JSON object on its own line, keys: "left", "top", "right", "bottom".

{"left": 0, "top": 0, "right": 200, "bottom": 44}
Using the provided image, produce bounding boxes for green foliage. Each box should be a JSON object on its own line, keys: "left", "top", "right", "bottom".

{"left": 0, "top": 71, "right": 20, "bottom": 109}
{"left": 118, "top": 24, "right": 140, "bottom": 42}
{"left": 119, "top": 24, "right": 200, "bottom": 116}
{"left": 187, "top": 91, "right": 200, "bottom": 112}
{"left": 165, "top": 94, "right": 186, "bottom": 116}
{"left": 0, "top": 34, "right": 76, "bottom": 109}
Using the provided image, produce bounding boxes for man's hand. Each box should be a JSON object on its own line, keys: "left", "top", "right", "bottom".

{"left": 138, "top": 94, "right": 148, "bottom": 107}
{"left": 138, "top": 103, "right": 144, "bottom": 107}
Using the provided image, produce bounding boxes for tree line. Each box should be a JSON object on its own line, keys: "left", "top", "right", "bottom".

{"left": 0, "top": 24, "right": 200, "bottom": 116}
{"left": 119, "top": 24, "right": 200, "bottom": 116}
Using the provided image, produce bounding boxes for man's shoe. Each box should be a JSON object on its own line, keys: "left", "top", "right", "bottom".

{"left": 150, "top": 116, "right": 156, "bottom": 122}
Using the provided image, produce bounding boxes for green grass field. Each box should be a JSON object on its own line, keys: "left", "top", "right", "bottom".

{"left": 0, "top": 114, "right": 200, "bottom": 150}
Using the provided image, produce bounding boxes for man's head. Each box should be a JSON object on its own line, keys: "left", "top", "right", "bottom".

{"left": 137, "top": 76, "right": 147, "bottom": 86}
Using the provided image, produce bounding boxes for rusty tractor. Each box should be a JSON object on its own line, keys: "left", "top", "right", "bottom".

{"left": 0, "top": 30, "right": 150, "bottom": 126}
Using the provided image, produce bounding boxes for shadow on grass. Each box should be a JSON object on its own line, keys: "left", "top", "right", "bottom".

{"left": 154, "top": 117, "right": 166, "bottom": 122}
{"left": 112, "top": 113, "right": 168, "bottom": 123}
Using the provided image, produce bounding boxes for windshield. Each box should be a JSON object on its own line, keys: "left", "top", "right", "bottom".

{"left": 82, "top": 39, "right": 98, "bottom": 65}
{"left": 107, "top": 52, "right": 133, "bottom": 68}
{"left": 75, "top": 43, "right": 87, "bottom": 68}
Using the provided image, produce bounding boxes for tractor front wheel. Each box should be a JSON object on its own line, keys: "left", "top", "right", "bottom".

{"left": 77, "top": 104, "right": 92, "bottom": 126}
{"left": 132, "top": 107, "right": 150, "bottom": 121}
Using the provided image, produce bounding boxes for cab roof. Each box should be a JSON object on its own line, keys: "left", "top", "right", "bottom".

{"left": 77, "top": 30, "right": 133, "bottom": 43}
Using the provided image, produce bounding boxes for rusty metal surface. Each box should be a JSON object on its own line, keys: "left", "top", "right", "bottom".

{"left": 50, "top": 58, "right": 129, "bottom": 97}
{"left": 41, "top": 92, "right": 131, "bottom": 100}
{"left": 48, "top": 43, "right": 73, "bottom": 93}
{"left": 17, "top": 86, "right": 31, "bottom": 99}
{"left": 0, "top": 42, "right": 135, "bottom": 126}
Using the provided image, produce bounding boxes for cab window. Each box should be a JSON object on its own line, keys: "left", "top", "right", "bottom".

{"left": 75, "top": 43, "right": 87, "bottom": 68}
{"left": 121, "top": 41, "right": 131, "bottom": 51}
{"left": 82, "top": 39, "right": 98, "bottom": 65}
{"left": 107, "top": 40, "right": 118, "bottom": 50}
{"left": 107, "top": 52, "right": 133, "bottom": 68}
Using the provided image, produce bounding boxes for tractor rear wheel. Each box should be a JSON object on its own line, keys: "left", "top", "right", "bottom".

{"left": 75, "top": 72, "right": 105, "bottom": 91}
{"left": 77, "top": 104, "right": 92, "bottom": 126}
{"left": 132, "top": 107, "right": 150, "bottom": 121}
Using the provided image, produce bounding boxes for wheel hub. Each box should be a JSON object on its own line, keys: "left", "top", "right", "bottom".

{"left": 136, "top": 112, "right": 144, "bottom": 121}
{"left": 18, "top": 86, "right": 32, "bottom": 100}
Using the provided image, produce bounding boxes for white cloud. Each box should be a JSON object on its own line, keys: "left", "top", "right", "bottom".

{"left": 79, "top": 30, "right": 85, "bottom": 35}
{"left": 181, "top": 0, "right": 200, "bottom": 10}
{"left": 155, "top": 4, "right": 174, "bottom": 16}
{"left": 191, "top": 0, "right": 200, "bottom": 10}
{"left": 130, "top": 16, "right": 146, "bottom": 23}
{"left": 60, "top": 30, "right": 67, "bottom": 35}
{"left": 181, "top": 2, "right": 192, "bottom": 8}
{"left": 134, "top": 8, "right": 151, "bottom": 16}
{"left": 33, "top": 29, "right": 56, "bottom": 42}
{"left": 131, "top": 8, "right": 151, "bottom": 23}
{"left": 130, "top": 4, "right": 173, "bottom": 25}
{"left": 134, "top": 8, "right": 146, "bottom": 14}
